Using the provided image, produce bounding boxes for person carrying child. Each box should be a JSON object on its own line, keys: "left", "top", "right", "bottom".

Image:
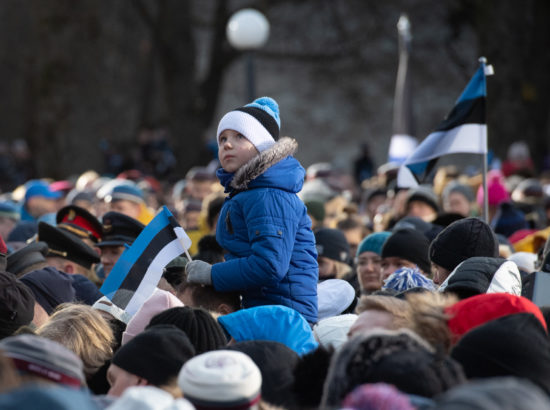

{"left": 185, "top": 97, "right": 318, "bottom": 323}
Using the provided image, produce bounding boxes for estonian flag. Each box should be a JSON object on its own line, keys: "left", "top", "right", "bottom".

{"left": 397, "top": 60, "right": 492, "bottom": 187}
{"left": 100, "top": 206, "right": 191, "bottom": 316}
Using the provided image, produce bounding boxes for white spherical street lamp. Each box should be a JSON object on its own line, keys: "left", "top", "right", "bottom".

{"left": 226, "top": 9, "right": 270, "bottom": 50}
{"left": 226, "top": 9, "right": 270, "bottom": 101}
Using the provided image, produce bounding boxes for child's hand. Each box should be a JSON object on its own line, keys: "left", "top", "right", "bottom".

{"left": 185, "top": 260, "right": 213, "bottom": 285}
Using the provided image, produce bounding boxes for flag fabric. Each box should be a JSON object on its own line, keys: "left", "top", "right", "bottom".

{"left": 100, "top": 206, "right": 191, "bottom": 316}
{"left": 388, "top": 14, "right": 418, "bottom": 164}
{"left": 397, "top": 60, "right": 490, "bottom": 187}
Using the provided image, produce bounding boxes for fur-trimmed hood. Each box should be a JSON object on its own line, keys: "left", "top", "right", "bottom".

{"left": 217, "top": 137, "right": 302, "bottom": 193}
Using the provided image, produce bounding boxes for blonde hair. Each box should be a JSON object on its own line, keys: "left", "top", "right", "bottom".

{"left": 406, "top": 292, "right": 457, "bottom": 353}
{"left": 37, "top": 303, "right": 114, "bottom": 379}
{"left": 355, "top": 295, "right": 411, "bottom": 330}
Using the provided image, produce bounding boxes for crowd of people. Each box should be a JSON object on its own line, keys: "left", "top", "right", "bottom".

{"left": 1, "top": 97, "right": 550, "bottom": 409}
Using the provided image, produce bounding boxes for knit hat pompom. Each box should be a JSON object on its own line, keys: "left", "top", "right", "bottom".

{"left": 217, "top": 96, "right": 281, "bottom": 152}
{"left": 247, "top": 97, "right": 280, "bottom": 127}
{"left": 477, "top": 170, "right": 509, "bottom": 207}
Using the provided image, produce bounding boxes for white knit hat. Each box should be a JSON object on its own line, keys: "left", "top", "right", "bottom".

{"left": 107, "top": 386, "right": 195, "bottom": 410}
{"left": 313, "top": 314, "right": 358, "bottom": 350}
{"left": 217, "top": 97, "right": 280, "bottom": 153}
{"left": 178, "top": 350, "right": 262, "bottom": 409}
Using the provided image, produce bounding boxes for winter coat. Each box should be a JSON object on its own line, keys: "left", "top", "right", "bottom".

{"left": 438, "top": 256, "right": 521, "bottom": 299}
{"left": 218, "top": 305, "right": 318, "bottom": 356}
{"left": 211, "top": 137, "right": 318, "bottom": 323}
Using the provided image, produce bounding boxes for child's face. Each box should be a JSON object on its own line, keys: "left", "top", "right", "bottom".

{"left": 218, "top": 129, "right": 259, "bottom": 173}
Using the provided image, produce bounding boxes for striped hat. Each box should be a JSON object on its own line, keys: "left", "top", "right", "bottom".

{"left": 217, "top": 97, "right": 280, "bottom": 152}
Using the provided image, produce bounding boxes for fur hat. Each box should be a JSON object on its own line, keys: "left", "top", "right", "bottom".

{"left": 178, "top": 350, "right": 262, "bottom": 409}
{"left": 321, "top": 328, "right": 465, "bottom": 407}
{"left": 429, "top": 217, "right": 499, "bottom": 272}
{"left": 217, "top": 97, "right": 280, "bottom": 153}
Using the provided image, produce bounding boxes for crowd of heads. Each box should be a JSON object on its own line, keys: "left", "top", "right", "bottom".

{"left": 0, "top": 131, "right": 550, "bottom": 409}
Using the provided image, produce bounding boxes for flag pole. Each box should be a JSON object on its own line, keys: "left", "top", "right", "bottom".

{"left": 479, "top": 56, "right": 489, "bottom": 223}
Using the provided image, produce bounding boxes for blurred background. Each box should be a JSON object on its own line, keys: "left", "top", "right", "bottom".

{"left": 0, "top": 0, "right": 548, "bottom": 188}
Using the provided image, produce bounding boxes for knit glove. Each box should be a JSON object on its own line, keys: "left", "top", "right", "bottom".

{"left": 185, "top": 260, "right": 212, "bottom": 286}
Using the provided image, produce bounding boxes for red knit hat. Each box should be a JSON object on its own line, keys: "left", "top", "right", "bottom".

{"left": 446, "top": 293, "right": 547, "bottom": 345}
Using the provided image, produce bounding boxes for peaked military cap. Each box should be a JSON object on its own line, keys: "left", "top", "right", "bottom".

{"left": 97, "top": 212, "right": 144, "bottom": 248}
{"left": 37, "top": 222, "right": 100, "bottom": 269}
{"left": 7, "top": 241, "right": 49, "bottom": 277}
{"left": 56, "top": 205, "right": 102, "bottom": 244}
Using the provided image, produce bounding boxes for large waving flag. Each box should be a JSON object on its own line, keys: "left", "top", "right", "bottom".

{"left": 397, "top": 59, "right": 493, "bottom": 187}
{"left": 388, "top": 14, "right": 418, "bottom": 164}
{"left": 100, "top": 206, "right": 191, "bottom": 316}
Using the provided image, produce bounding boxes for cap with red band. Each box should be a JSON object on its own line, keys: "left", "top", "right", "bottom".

{"left": 0, "top": 334, "right": 85, "bottom": 388}
{"left": 56, "top": 205, "right": 103, "bottom": 242}
{"left": 11, "top": 357, "right": 82, "bottom": 388}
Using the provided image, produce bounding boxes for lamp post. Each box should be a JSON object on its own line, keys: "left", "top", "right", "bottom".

{"left": 226, "top": 9, "right": 270, "bottom": 102}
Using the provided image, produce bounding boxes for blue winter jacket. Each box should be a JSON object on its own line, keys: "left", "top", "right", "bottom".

{"left": 218, "top": 305, "right": 319, "bottom": 356}
{"left": 211, "top": 138, "right": 319, "bottom": 323}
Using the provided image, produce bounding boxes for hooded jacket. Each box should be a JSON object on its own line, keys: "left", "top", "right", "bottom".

{"left": 218, "top": 305, "right": 318, "bottom": 356}
{"left": 438, "top": 257, "right": 521, "bottom": 299}
{"left": 211, "top": 138, "right": 318, "bottom": 323}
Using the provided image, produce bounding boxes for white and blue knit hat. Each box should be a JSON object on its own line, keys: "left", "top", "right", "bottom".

{"left": 217, "top": 96, "right": 281, "bottom": 152}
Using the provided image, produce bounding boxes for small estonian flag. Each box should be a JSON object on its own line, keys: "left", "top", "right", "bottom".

{"left": 100, "top": 206, "right": 191, "bottom": 316}
{"left": 398, "top": 59, "right": 493, "bottom": 187}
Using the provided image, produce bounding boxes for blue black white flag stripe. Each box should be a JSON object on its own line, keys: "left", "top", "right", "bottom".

{"left": 397, "top": 60, "right": 490, "bottom": 187}
{"left": 100, "top": 206, "right": 191, "bottom": 316}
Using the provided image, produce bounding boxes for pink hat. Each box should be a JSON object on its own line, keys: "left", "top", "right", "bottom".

{"left": 477, "top": 170, "right": 509, "bottom": 207}
{"left": 121, "top": 288, "right": 183, "bottom": 345}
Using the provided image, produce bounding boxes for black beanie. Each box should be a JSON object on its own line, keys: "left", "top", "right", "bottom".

{"left": 0, "top": 271, "right": 35, "bottom": 339}
{"left": 227, "top": 340, "right": 299, "bottom": 408}
{"left": 112, "top": 325, "right": 195, "bottom": 386}
{"left": 147, "top": 307, "right": 227, "bottom": 354}
{"left": 429, "top": 217, "right": 499, "bottom": 272}
{"left": 451, "top": 313, "right": 550, "bottom": 394}
{"left": 315, "top": 228, "right": 350, "bottom": 263}
{"left": 381, "top": 229, "right": 431, "bottom": 273}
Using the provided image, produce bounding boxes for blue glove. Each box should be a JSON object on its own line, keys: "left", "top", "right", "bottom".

{"left": 185, "top": 260, "right": 213, "bottom": 285}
